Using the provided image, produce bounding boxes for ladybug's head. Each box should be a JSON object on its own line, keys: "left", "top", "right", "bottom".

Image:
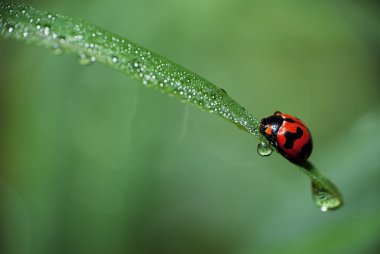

{"left": 260, "top": 113, "right": 284, "bottom": 141}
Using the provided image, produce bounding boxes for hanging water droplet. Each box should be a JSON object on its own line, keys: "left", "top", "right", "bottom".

{"left": 257, "top": 142, "right": 273, "bottom": 157}
{"left": 78, "top": 53, "right": 95, "bottom": 65}
{"left": 311, "top": 180, "right": 342, "bottom": 211}
{"left": 51, "top": 44, "right": 64, "bottom": 55}
{"left": 297, "top": 162, "right": 343, "bottom": 212}
{"left": 58, "top": 35, "right": 66, "bottom": 43}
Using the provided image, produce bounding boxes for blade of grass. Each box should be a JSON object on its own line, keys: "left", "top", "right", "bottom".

{"left": 0, "top": 1, "right": 264, "bottom": 140}
{"left": 0, "top": 2, "right": 343, "bottom": 211}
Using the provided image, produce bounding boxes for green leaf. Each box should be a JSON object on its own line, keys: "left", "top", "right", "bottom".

{"left": 0, "top": 1, "right": 343, "bottom": 211}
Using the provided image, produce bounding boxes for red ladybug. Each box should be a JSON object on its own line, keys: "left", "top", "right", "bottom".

{"left": 260, "top": 111, "right": 313, "bottom": 162}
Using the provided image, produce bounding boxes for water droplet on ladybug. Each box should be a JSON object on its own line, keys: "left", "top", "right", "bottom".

{"left": 257, "top": 142, "right": 273, "bottom": 157}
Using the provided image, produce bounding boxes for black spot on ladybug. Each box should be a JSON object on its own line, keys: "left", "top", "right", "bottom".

{"left": 299, "top": 140, "right": 313, "bottom": 160}
{"left": 284, "top": 118, "right": 295, "bottom": 123}
{"left": 267, "top": 115, "right": 284, "bottom": 127}
{"left": 284, "top": 127, "right": 303, "bottom": 149}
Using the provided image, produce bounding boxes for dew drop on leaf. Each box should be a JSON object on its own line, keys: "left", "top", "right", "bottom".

{"left": 112, "top": 56, "right": 118, "bottom": 63}
{"left": 51, "top": 44, "right": 64, "bottom": 55}
{"left": 311, "top": 180, "right": 342, "bottom": 211}
{"left": 43, "top": 25, "right": 50, "bottom": 36}
{"left": 7, "top": 24, "right": 14, "bottom": 33}
{"left": 257, "top": 142, "right": 273, "bottom": 157}
{"left": 58, "top": 35, "right": 66, "bottom": 43}
{"left": 78, "top": 53, "right": 95, "bottom": 65}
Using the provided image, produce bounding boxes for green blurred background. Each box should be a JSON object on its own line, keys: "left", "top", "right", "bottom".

{"left": 1, "top": 0, "right": 380, "bottom": 253}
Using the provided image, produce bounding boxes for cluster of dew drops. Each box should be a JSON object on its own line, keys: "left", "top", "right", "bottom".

{"left": 0, "top": 2, "right": 262, "bottom": 139}
{"left": 1, "top": 4, "right": 65, "bottom": 55}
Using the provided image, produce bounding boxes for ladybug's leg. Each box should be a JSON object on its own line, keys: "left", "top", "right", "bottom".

{"left": 267, "top": 135, "right": 278, "bottom": 149}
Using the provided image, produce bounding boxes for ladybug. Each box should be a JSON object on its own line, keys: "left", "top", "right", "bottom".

{"left": 260, "top": 111, "right": 313, "bottom": 162}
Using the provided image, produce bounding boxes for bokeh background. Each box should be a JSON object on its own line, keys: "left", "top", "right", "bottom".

{"left": 1, "top": 0, "right": 380, "bottom": 253}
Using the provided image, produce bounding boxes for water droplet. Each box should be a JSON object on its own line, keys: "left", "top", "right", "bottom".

{"left": 23, "top": 31, "right": 29, "bottom": 37}
{"left": 51, "top": 44, "right": 64, "bottom": 55}
{"left": 58, "top": 35, "right": 66, "bottom": 43}
{"left": 311, "top": 180, "right": 342, "bottom": 211}
{"left": 257, "top": 142, "right": 273, "bottom": 157}
{"left": 7, "top": 25, "right": 14, "bottom": 33}
{"left": 43, "top": 26, "right": 50, "bottom": 36}
{"left": 112, "top": 56, "right": 118, "bottom": 63}
{"left": 78, "top": 53, "right": 95, "bottom": 65}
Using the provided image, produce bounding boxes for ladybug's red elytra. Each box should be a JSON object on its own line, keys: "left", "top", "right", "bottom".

{"left": 260, "top": 111, "right": 313, "bottom": 162}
